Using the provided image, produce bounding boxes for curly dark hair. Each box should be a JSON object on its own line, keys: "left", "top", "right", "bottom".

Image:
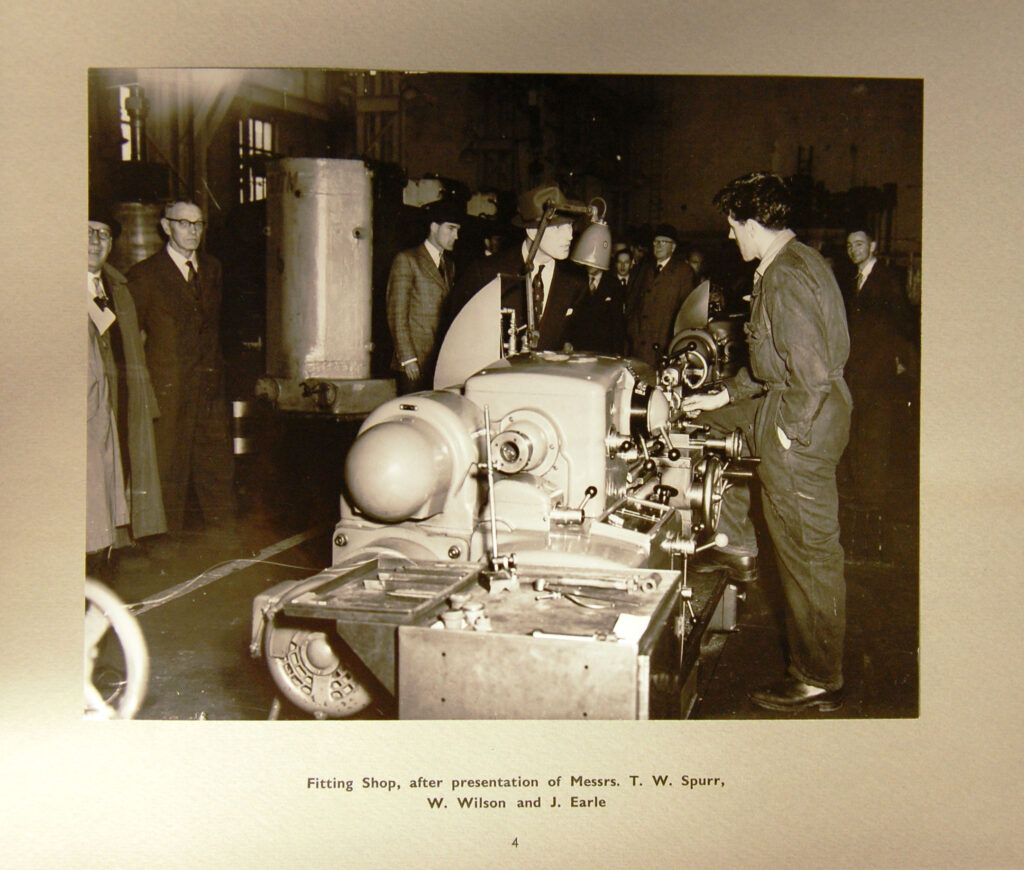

{"left": 712, "top": 171, "right": 791, "bottom": 230}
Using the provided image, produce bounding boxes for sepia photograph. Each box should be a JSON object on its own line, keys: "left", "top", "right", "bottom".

{"left": 3, "top": 1, "right": 1023, "bottom": 866}
{"left": 84, "top": 69, "right": 921, "bottom": 723}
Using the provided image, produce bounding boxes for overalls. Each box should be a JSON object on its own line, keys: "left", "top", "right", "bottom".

{"left": 709, "top": 240, "right": 851, "bottom": 690}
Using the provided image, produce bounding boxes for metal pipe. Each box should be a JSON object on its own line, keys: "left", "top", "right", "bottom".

{"left": 483, "top": 405, "right": 500, "bottom": 564}
{"left": 124, "top": 84, "right": 148, "bottom": 163}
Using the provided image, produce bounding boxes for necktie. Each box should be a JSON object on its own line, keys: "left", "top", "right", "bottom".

{"left": 856, "top": 269, "right": 865, "bottom": 291}
{"left": 186, "top": 260, "right": 200, "bottom": 303}
{"left": 439, "top": 252, "right": 452, "bottom": 290}
{"left": 92, "top": 275, "right": 110, "bottom": 309}
{"left": 531, "top": 264, "right": 546, "bottom": 327}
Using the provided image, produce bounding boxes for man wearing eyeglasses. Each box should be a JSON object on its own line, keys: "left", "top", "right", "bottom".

{"left": 624, "top": 224, "right": 696, "bottom": 367}
{"left": 87, "top": 204, "right": 165, "bottom": 574}
{"left": 128, "top": 200, "right": 236, "bottom": 546}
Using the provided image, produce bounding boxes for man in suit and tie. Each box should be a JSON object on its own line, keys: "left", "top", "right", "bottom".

{"left": 87, "top": 205, "right": 166, "bottom": 575}
{"left": 625, "top": 223, "right": 696, "bottom": 367}
{"left": 386, "top": 200, "right": 463, "bottom": 393}
{"left": 128, "top": 200, "right": 236, "bottom": 542}
{"left": 845, "top": 229, "right": 915, "bottom": 344}
{"left": 841, "top": 228, "right": 919, "bottom": 514}
{"left": 454, "top": 183, "right": 588, "bottom": 353}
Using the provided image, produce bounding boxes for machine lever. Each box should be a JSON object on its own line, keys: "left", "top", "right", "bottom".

{"left": 577, "top": 485, "right": 598, "bottom": 512}
{"left": 661, "top": 531, "right": 729, "bottom": 557}
{"left": 695, "top": 533, "right": 729, "bottom": 555}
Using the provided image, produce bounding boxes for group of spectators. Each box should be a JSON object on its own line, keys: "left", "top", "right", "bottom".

{"left": 383, "top": 172, "right": 918, "bottom": 712}
{"left": 86, "top": 200, "right": 236, "bottom": 582}
{"left": 384, "top": 187, "right": 730, "bottom": 391}
{"left": 87, "top": 172, "right": 918, "bottom": 713}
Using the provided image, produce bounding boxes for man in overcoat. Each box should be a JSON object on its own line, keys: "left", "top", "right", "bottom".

{"left": 841, "top": 229, "right": 919, "bottom": 511}
{"left": 87, "top": 206, "right": 165, "bottom": 554}
{"left": 625, "top": 223, "right": 695, "bottom": 366}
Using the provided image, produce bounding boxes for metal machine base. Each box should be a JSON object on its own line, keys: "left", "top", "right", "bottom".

{"left": 255, "top": 559, "right": 732, "bottom": 719}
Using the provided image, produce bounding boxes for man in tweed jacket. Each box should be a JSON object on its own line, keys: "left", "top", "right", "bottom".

{"left": 386, "top": 200, "right": 464, "bottom": 393}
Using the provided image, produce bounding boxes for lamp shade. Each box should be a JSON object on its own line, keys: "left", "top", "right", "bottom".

{"left": 570, "top": 220, "right": 612, "bottom": 271}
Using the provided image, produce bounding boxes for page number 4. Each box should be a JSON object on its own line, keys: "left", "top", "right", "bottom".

{"left": 511, "top": 837, "right": 518, "bottom": 847}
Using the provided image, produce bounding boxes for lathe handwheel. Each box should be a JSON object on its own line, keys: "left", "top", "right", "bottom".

{"left": 667, "top": 329, "right": 716, "bottom": 390}
{"left": 698, "top": 455, "right": 726, "bottom": 533}
{"left": 84, "top": 578, "right": 150, "bottom": 720}
{"left": 678, "top": 349, "right": 711, "bottom": 390}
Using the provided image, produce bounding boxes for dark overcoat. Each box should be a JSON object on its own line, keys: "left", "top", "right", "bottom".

{"left": 625, "top": 254, "right": 695, "bottom": 365}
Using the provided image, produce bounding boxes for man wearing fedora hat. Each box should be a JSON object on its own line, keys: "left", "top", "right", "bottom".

{"left": 87, "top": 203, "right": 166, "bottom": 571}
{"left": 625, "top": 223, "right": 696, "bottom": 367}
{"left": 386, "top": 199, "right": 464, "bottom": 393}
{"left": 454, "top": 183, "right": 588, "bottom": 352}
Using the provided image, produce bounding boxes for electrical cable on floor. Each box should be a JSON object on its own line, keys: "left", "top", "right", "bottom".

{"left": 129, "top": 523, "right": 331, "bottom": 615}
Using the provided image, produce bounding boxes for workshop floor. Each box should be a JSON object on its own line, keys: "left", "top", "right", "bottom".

{"left": 691, "top": 555, "right": 919, "bottom": 719}
{"left": 92, "top": 412, "right": 918, "bottom": 721}
{"left": 99, "top": 503, "right": 918, "bottom": 722}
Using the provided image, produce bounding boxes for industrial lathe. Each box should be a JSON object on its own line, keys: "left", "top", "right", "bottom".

{"left": 249, "top": 159, "right": 753, "bottom": 718}
{"left": 251, "top": 295, "right": 753, "bottom": 718}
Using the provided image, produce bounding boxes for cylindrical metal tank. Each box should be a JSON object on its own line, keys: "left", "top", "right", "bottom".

{"left": 266, "top": 159, "right": 374, "bottom": 380}
{"left": 109, "top": 201, "right": 163, "bottom": 274}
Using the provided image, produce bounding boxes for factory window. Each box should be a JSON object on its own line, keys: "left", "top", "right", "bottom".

{"left": 118, "top": 86, "right": 132, "bottom": 161}
{"left": 238, "top": 118, "right": 275, "bottom": 203}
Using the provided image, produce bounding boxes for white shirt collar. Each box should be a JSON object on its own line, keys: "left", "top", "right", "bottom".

{"left": 858, "top": 257, "right": 877, "bottom": 279}
{"left": 423, "top": 238, "right": 443, "bottom": 268}
{"left": 166, "top": 243, "right": 199, "bottom": 281}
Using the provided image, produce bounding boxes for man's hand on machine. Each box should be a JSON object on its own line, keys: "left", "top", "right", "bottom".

{"left": 681, "top": 387, "right": 730, "bottom": 417}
